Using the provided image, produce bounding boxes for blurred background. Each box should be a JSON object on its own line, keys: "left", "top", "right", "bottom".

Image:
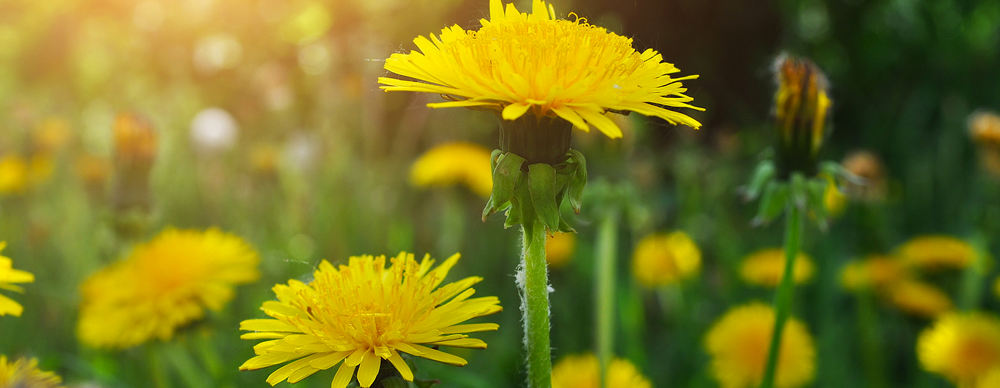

{"left": 0, "top": 0, "right": 999, "bottom": 387}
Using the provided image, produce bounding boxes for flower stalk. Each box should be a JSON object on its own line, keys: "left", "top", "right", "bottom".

{"left": 522, "top": 218, "right": 553, "bottom": 388}
{"left": 759, "top": 199, "right": 804, "bottom": 388}
{"left": 595, "top": 209, "right": 619, "bottom": 386}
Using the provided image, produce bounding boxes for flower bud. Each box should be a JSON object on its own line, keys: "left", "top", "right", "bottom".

{"left": 773, "top": 55, "right": 831, "bottom": 177}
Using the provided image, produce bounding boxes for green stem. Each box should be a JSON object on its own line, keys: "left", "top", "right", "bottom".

{"left": 595, "top": 210, "right": 619, "bottom": 387}
{"left": 857, "top": 290, "right": 889, "bottom": 388}
{"left": 760, "top": 204, "right": 804, "bottom": 388}
{"left": 522, "top": 220, "right": 552, "bottom": 388}
{"left": 147, "top": 344, "right": 171, "bottom": 388}
{"left": 959, "top": 235, "right": 989, "bottom": 311}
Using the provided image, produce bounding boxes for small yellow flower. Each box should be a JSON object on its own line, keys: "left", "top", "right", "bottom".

{"left": 0, "top": 242, "right": 34, "bottom": 317}
{"left": 239, "top": 252, "right": 501, "bottom": 388}
{"left": 0, "top": 355, "right": 64, "bottom": 388}
{"left": 918, "top": 312, "right": 1000, "bottom": 386}
{"left": 886, "top": 279, "right": 953, "bottom": 319}
{"left": 840, "top": 255, "right": 904, "bottom": 291}
{"left": 551, "top": 353, "right": 652, "bottom": 388}
{"left": 705, "top": 302, "right": 816, "bottom": 388}
{"left": 410, "top": 142, "right": 493, "bottom": 198}
{"left": 739, "top": 248, "right": 814, "bottom": 288}
{"left": 969, "top": 110, "right": 1000, "bottom": 148}
{"left": 897, "top": 235, "right": 976, "bottom": 270}
{"left": 822, "top": 175, "right": 847, "bottom": 217}
{"left": 33, "top": 118, "right": 72, "bottom": 154}
{"left": 379, "top": 0, "right": 702, "bottom": 139}
{"left": 632, "top": 231, "right": 701, "bottom": 288}
{"left": 546, "top": 232, "right": 576, "bottom": 268}
{"left": 78, "top": 228, "right": 259, "bottom": 349}
{"left": 0, "top": 155, "right": 29, "bottom": 195}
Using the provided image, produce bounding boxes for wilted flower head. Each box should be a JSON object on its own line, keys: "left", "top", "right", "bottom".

{"left": 918, "top": 312, "right": 1000, "bottom": 386}
{"left": 113, "top": 113, "right": 157, "bottom": 169}
{"left": 239, "top": 252, "right": 501, "bottom": 388}
{"left": 551, "top": 353, "right": 652, "bottom": 388}
{"left": 0, "top": 355, "right": 64, "bottom": 388}
{"left": 410, "top": 142, "right": 493, "bottom": 198}
{"left": 772, "top": 55, "right": 831, "bottom": 176}
{"left": 545, "top": 232, "right": 577, "bottom": 268}
{"left": 897, "top": 235, "right": 976, "bottom": 270}
{"left": 886, "top": 279, "right": 953, "bottom": 319}
{"left": 0, "top": 242, "right": 34, "bottom": 317}
{"left": 739, "top": 248, "right": 814, "bottom": 288}
{"left": 632, "top": 231, "right": 701, "bottom": 288}
{"left": 841, "top": 150, "right": 887, "bottom": 202}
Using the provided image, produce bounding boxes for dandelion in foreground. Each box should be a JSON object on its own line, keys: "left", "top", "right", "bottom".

{"left": 632, "top": 231, "right": 701, "bottom": 288}
{"left": 705, "top": 303, "right": 815, "bottom": 388}
{"left": 551, "top": 353, "right": 651, "bottom": 388}
{"left": 0, "top": 355, "right": 64, "bottom": 388}
{"left": 411, "top": 142, "right": 493, "bottom": 198}
{"left": 896, "top": 235, "right": 976, "bottom": 270}
{"left": 0, "top": 242, "right": 34, "bottom": 317}
{"left": 239, "top": 252, "right": 501, "bottom": 388}
{"left": 545, "top": 232, "right": 576, "bottom": 268}
{"left": 740, "top": 249, "right": 814, "bottom": 288}
{"left": 886, "top": 279, "right": 953, "bottom": 319}
{"left": 78, "top": 228, "right": 259, "bottom": 349}
{"left": 918, "top": 312, "right": 1000, "bottom": 386}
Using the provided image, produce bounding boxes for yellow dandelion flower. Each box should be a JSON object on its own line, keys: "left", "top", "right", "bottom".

{"left": 239, "top": 252, "right": 501, "bottom": 388}
{"left": 632, "top": 231, "right": 701, "bottom": 288}
{"left": 78, "top": 228, "right": 259, "bottom": 349}
{"left": 897, "top": 235, "right": 976, "bottom": 270}
{"left": 545, "top": 232, "right": 576, "bottom": 268}
{"left": 840, "top": 255, "right": 905, "bottom": 291}
{"left": 378, "top": 0, "right": 703, "bottom": 139}
{"left": 551, "top": 353, "right": 652, "bottom": 388}
{"left": 705, "top": 302, "right": 816, "bottom": 388}
{"left": 0, "top": 155, "right": 29, "bottom": 195}
{"left": 410, "top": 142, "right": 493, "bottom": 198}
{"left": 969, "top": 110, "right": 1000, "bottom": 148}
{"left": 739, "top": 248, "right": 814, "bottom": 288}
{"left": 976, "top": 368, "right": 1000, "bottom": 388}
{"left": 886, "top": 279, "right": 953, "bottom": 319}
{"left": 918, "top": 312, "right": 1000, "bottom": 386}
{"left": 0, "top": 242, "right": 34, "bottom": 317}
{"left": 0, "top": 355, "right": 64, "bottom": 388}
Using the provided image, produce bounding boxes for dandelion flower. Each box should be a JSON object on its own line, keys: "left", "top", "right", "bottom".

{"left": 239, "top": 252, "right": 501, "bottom": 388}
{"left": 632, "top": 231, "right": 701, "bottom": 288}
{"left": 705, "top": 302, "right": 816, "bottom": 388}
{"left": 0, "top": 155, "right": 29, "bottom": 195}
{"left": 545, "top": 232, "right": 576, "bottom": 268}
{"left": 379, "top": 0, "right": 703, "bottom": 139}
{"left": 918, "top": 312, "right": 1000, "bottom": 386}
{"left": 0, "top": 355, "right": 64, "bottom": 388}
{"left": 0, "top": 242, "right": 34, "bottom": 317}
{"left": 78, "top": 228, "right": 260, "bottom": 349}
{"left": 840, "top": 255, "right": 904, "bottom": 291}
{"left": 969, "top": 110, "right": 1000, "bottom": 148}
{"left": 411, "top": 142, "right": 493, "bottom": 198}
{"left": 551, "top": 353, "right": 652, "bottom": 388}
{"left": 739, "top": 248, "right": 814, "bottom": 288}
{"left": 772, "top": 55, "right": 831, "bottom": 175}
{"left": 886, "top": 279, "right": 953, "bottom": 319}
{"left": 897, "top": 235, "right": 976, "bottom": 270}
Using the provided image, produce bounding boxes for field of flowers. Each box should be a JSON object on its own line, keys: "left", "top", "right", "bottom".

{"left": 2, "top": 0, "right": 1000, "bottom": 387}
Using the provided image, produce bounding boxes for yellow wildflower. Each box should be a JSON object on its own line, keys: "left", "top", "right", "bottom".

{"left": 886, "top": 279, "right": 953, "bottom": 319}
{"left": 0, "top": 242, "right": 34, "bottom": 317}
{"left": 0, "top": 155, "right": 28, "bottom": 195}
{"left": 410, "top": 142, "right": 493, "bottom": 198}
{"left": 897, "top": 235, "right": 976, "bottom": 270}
{"left": 822, "top": 175, "right": 847, "bottom": 217}
{"left": 969, "top": 110, "right": 1000, "bottom": 148}
{"left": 379, "top": 0, "right": 703, "bottom": 139}
{"left": 705, "top": 302, "right": 816, "bottom": 388}
{"left": 840, "top": 255, "right": 904, "bottom": 291}
{"left": 632, "top": 231, "right": 701, "bottom": 288}
{"left": 0, "top": 355, "right": 64, "bottom": 388}
{"left": 239, "top": 252, "right": 501, "bottom": 388}
{"left": 918, "top": 312, "right": 1000, "bottom": 386}
{"left": 739, "top": 248, "right": 814, "bottom": 288}
{"left": 551, "top": 353, "right": 652, "bottom": 388}
{"left": 545, "top": 232, "right": 576, "bottom": 268}
{"left": 78, "top": 228, "right": 259, "bottom": 349}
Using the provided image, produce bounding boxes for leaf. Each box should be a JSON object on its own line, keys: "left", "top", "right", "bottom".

{"left": 565, "top": 149, "right": 588, "bottom": 213}
{"left": 742, "top": 160, "right": 776, "bottom": 201}
{"left": 483, "top": 152, "right": 525, "bottom": 221}
{"left": 752, "top": 181, "right": 788, "bottom": 226}
{"left": 528, "top": 163, "right": 560, "bottom": 232}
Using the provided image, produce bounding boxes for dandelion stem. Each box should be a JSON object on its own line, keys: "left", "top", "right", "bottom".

{"left": 522, "top": 220, "right": 553, "bottom": 388}
{"left": 595, "top": 209, "right": 619, "bottom": 387}
{"left": 760, "top": 204, "right": 803, "bottom": 388}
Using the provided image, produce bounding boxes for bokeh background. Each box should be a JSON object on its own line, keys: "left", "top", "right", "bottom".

{"left": 1, "top": 0, "right": 999, "bottom": 387}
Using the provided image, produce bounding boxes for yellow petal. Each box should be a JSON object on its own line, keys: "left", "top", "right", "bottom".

{"left": 501, "top": 102, "right": 532, "bottom": 121}
{"left": 387, "top": 349, "right": 414, "bottom": 382}
{"left": 409, "top": 344, "right": 468, "bottom": 366}
{"left": 331, "top": 362, "right": 356, "bottom": 388}
{"left": 357, "top": 351, "right": 382, "bottom": 387}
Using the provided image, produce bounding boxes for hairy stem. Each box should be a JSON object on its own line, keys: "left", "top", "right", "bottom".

{"left": 760, "top": 204, "right": 803, "bottom": 388}
{"left": 595, "top": 210, "right": 619, "bottom": 387}
{"left": 522, "top": 220, "right": 552, "bottom": 388}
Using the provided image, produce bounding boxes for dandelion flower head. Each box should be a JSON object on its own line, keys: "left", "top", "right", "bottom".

{"left": 0, "top": 355, "right": 64, "bottom": 388}
{"left": 551, "top": 353, "right": 652, "bottom": 388}
{"left": 239, "top": 252, "right": 501, "bottom": 388}
{"left": 739, "top": 248, "right": 814, "bottom": 288}
{"left": 705, "top": 302, "right": 816, "bottom": 388}
{"left": 78, "top": 228, "right": 260, "bottom": 349}
{"left": 632, "top": 231, "right": 701, "bottom": 288}
{"left": 0, "top": 242, "right": 34, "bottom": 317}
{"left": 379, "top": 0, "right": 703, "bottom": 139}
{"left": 0, "top": 155, "right": 29, "bottom": 195}
{"left": 545, "top": 232, "right": 576, "bottom": 268}
{"left": 918, "top": 312, "right": 1000, "bottom": 386}
{"left": 886, "top": 279, "right": 953, "bottom": 319}
{"left": 410, "top": 142, "right": 493, "bottom": 198}
{"left": 897, "top": 235, "right": 976, "bottom": 270}
{"left": 840, "top": 255, "right": 904, "bottom": 291}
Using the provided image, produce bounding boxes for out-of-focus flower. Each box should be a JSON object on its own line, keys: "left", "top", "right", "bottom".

{"left": 545, "top": 232, "right": 576, "bottom": 268}
{"left": 840, "top": 255, "right": 904, "bottom": 291}
{"left": 239, "top": 252, "right": 500, "bottom": 388}
{"left": 0, "top": 242, "right": 34, "bottom": 317}
{"left": 821, "top": 175, "right": 846, "bottom": 217}
{"left": 0, "top": 355, "right": 64, "bottom": 388}
{"left": 28, "top": 154, "right": 55, "bottom": 188}
{"left": 0, "top": 155, "right": 29, "bottom": 195}
{"left": 705, "top": 302, "right": 815, "bottom": 388}
{"left": 379, "top": 0, "right": 702, "bottom": 140}
{"left": 977, "top": 368, "right": 1000, "bottom": 388}
{"left": 250, "top": 143, "right": 281, "bottom": 175}
{"left": 193, "top": 34, "right": 243, "bottom": 74}
{"left": 113, "top": 113, "right": 157, "bottom": 169}
{"left": 284, "top": 132, "right": 321, "bottom": 174}
{"left": 918, "top": 312, "right": 1000, "bottom": 386}
{"left": 841, "top": 151, "right": 887, "bottom": 202}
{"left": 410, "top": 142, "right": 493, "bottom": 198}
{"left": 78, "top": 228, "right": 259, "bottom": 349}
{"left": 631, "top": 231, "right": 701, "bottom": 288}
{"left": 739, "top": 248, "right": 814, "bottom": 288}
{"left": 886, "top": 279, "right": 953, "bottom": 319}
{"left": 75, "top": 154, "right": 112, "bottom": 188}
{"left": 551, "top": 353, "right": 652, "bottom": 388}
{"left": 280, "top": 2, "right": 333, "bottom": 44}
{"left": 969, "top": 110, "right": 1000, "bottom": 148}
{"left": 896, "top": 235, "right": 976, "bottom": 270}
{"left": 32, "top": 118, "right": 71, "bottom": 154}
{"left": 190, "top": 108, "right": 238, "bottom": 153}
{"left": 772, "top": 55, "right": 831, "bottom": 176}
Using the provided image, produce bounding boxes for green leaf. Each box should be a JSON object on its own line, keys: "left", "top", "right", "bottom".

{"left": 483, "top": 152, "right": 525, "bottom": 221}
{"left": 753, "top": 181, "right": 788, "bottom": 226}
{"left": 790, "top": 172, "right": 808, "bottom": 209}
{"left": 565, "top": 149, "right": 588, "bottom": 213}
{"left": 743, "top": 160, "right": 776, "bottom": 201}
{"left": 807, "top": 178, "right": 828, "bottom": 230}
{"left": 528, "top": 163, "right": 560, "bottom": 232}
{"left": 379, "top": 377, "right": 410, "bottom": 388}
